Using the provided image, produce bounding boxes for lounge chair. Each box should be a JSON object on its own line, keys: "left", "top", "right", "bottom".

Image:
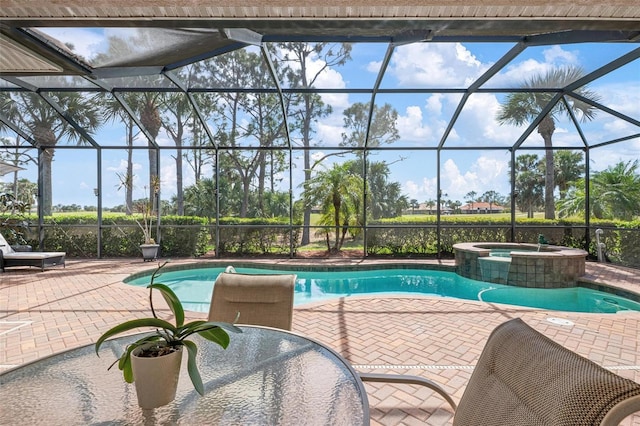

{"left": 0, "top": 233, "right": 66, "bottom": 272}
{"left": 208, "top": 270, "right": 296, "bottom": 330}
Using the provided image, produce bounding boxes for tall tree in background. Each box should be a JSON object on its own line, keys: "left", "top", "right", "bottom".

{"left": 138, "top": 93, "right": 163, "bottom": 205}
{"left": 162, "top": 91, "right": 195, "bottom": 216}
{"left": 272, "top": 42, "right": 352, "bottom": 245}
{"left": 340, "top": 102, "right": 400, "bottom": 150}
{"left": 202, "top": 49, "right": 288, "bottom": 217}
{"left": 511, "top": 154, "right": 544, "bottom": 218}
{"left": 100, "top": 92, "right": 142, "bottom": 214}
{"left": 0, "top": 90, "right": 101, "bottom": 215}
{"left": 497, "top": 66, "right": 599, "bottom": 219}
{"left": 93, "top": 29, "right": 165, "bottom": 207}
{"left": 340, "top": 102, "right": 402, "bottom": 219}
{"left": 465, "top": 191, "right": 477, "bottom": 211}
{"left": 553, "top": 150, "right": 584, "bottom": 202}
{"left": 347, "top": 159, "right": 407, "bottom": 219}
{"left": 481, "top": 190, "right": 501, "bottom": 213}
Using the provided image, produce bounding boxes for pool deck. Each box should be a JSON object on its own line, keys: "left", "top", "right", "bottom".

{"left": 1, "top": 257, "right": 639, "bottom": 425}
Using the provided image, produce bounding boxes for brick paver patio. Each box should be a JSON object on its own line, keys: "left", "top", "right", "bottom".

{"left": 1, "top": 258, "right": 639, "bottom": 425}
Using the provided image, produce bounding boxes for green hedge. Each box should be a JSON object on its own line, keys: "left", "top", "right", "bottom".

{"left": 0, "top": 214, "right": 296, "bottom": 258}
{"left": 1, "top": 213, "right": 637, "bottom": 267}
{"left": 217, "top": 218, "right": 299, "bottom": 256}
{"left": 367, "top": 216, "right": 639, "bottom": 267}
{"left": 0, "top": 213, "right": 209, "bottom": 258}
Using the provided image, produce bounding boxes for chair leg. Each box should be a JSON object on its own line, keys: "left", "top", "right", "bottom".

{"left": 358, "top": 372, "right": 457, "bottom": 410}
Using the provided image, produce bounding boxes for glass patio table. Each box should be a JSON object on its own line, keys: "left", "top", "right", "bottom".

{"left": 0, "top": 325, "right": 370, "bottom": 425}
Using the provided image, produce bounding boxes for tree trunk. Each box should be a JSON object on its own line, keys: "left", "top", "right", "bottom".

{"left": 176, "top": 146, "right": 184, "bottom": 215}
{"left": 538, "top": 115, "right": 556, "bottom": 219}
{"left": 301, "top": 111, "right": 312, "bottom": 245}
{"left": 333, "top": 197, "right": 341, "bottom": 250}
{"left": 257, "top": 150, "right": 266, "bottom": 215}
{"left": 149, "top": 148, "right": 158, "bottom": 203}
{"left": 40, "top": 149, "right": 54, "bottom": 216}
{"left": 126, "top": 121, "right": 134, "bottom": 215}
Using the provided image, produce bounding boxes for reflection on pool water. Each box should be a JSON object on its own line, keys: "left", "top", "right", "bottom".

{"left": 125, "top": 267, "right": 640, "bottom": 314}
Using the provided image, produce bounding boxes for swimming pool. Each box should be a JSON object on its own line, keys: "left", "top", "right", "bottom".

{"left": 125, "top": 266, "right": 640, "bottom": 314}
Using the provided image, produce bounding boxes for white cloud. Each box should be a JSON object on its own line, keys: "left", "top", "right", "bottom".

{"left": 403, "top": 176, "right": 437, "bottom": 201}
{"left": 488, "top": 59, "right": 551, "bottom": 87}
{"left": 451, "top": 93, "right": 521, "bottom": 146}
{"left": 159, "top": 159, "right": 177, "bottom": 198}
{"left": 394, "top": 94, "right": 460, "bottom": 145}
{"left": 367, "top": 60, "right": 382, "bottom": 74}
{"left": 594, "top": 81, "right": 640, "bottom": 121}
{"left": 106, "top": 158, "right": 142, "bottom": 174}
{"left": 486, "top": 46, "right": 579, "bottom": 88}
{"left": 397, "top": 106, "right": 434, "bottom": 142}
{"left": 543, "top": 45, "right": 579, "bottom": 65}
{"left": 425, "top": 93, "right": 443, "bottom": 115}
{"left": 403, "top": 155, "right": 510, "bottom": 203}
{"left": 388, "top": 43, "right": 487, "bottom": 88}
{"left": 316, "top": 121, "right": 344, "bottom": 146}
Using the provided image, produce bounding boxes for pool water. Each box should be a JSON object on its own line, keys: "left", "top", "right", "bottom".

{"left": 125, "top": 267, "right": 640, "bottom": 314}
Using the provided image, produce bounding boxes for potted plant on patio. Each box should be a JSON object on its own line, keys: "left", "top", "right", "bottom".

{"left": 95, "top": 262, "right": 242, "bottom": 409}
{"left": 137, "top": 177, "right": 160, "bottom": 261}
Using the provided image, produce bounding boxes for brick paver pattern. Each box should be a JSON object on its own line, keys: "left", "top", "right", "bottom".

{"left": 1, "top": 258, "right": 639, "bottom": 425}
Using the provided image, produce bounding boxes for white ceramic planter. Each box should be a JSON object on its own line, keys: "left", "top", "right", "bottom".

{"left": 131, "top": 344, "right": 183, "bottom": 409}
{"left": 140, "top": 244, "right": 159, "bottom": 262}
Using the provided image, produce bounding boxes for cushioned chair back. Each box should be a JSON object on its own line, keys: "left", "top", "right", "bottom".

{"left": 453, "top": 318, "right": 640, "bottom": 426}
{"left": 208, "top": 272, "right": 296, "bottom": 330}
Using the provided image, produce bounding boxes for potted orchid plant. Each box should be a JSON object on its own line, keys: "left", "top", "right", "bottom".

{"left": 137, "top": 176, "right": 160, "bottom": 260}
{"left": 95, "top": 262, "right": 242, "bottom": 408}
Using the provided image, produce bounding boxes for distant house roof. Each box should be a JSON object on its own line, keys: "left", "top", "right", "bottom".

{"left": 460, "top": 202, "right": 504, "bottom": 211}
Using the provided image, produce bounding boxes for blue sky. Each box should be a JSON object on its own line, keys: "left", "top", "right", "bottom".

{"left": 2, "top": 29, "right": 639, "bottom": 209}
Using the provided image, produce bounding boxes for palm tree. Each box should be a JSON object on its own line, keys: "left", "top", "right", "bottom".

{"left": 497, "top": 66, "right": 600, "bottom": 219}
{"left": 0, "top": 90, "right": 102, "bottom": 215}
{"left": 410, "top": 199, "right": 419, "bottom": 215}
{"left": 425, "top": 199, "right": 436, "bottom": 214}
{"left": 138, "top": 93, "right": 163, "bottom": 204}
{"left": 465, "top": 191, "right": 477, "bottom": 212}
{"left": 558, "top": 160, "right": 640, "bottom": 220}
{"left": 512, "top": 154, "right": 544, "bottom": 218}
{"left": 481, "top": 190, "right": 501, "bottom": 213}
{"left": 350, "top": 160, "right": 407, "bottom": 219}
{"left": 303, "top": 162, "right": 363, "bottom": 252}
{"left": 100, "top": 92, "right": 141, "bottom": 214}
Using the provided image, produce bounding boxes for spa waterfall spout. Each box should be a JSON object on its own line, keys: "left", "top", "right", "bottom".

{"left": 537, "top": 234, "right": 549, "bottom": 251}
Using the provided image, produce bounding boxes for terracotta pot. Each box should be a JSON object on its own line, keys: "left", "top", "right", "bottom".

{"left": 131, "top": 343, "right": 183, "bottom": 409}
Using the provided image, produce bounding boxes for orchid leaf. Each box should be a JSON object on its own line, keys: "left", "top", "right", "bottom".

{"left": 183, "top": 340, "right": 204, "bottom": 396}
{"left": 149, "top": 283, "right": 184, "bottom": 327}
{"left": 95, "top": 318, "right": 177, "bottom": 354}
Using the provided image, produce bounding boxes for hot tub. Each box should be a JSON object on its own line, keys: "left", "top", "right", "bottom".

{"left": 453, "top": 242, "right": 588, "bottom": 288}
